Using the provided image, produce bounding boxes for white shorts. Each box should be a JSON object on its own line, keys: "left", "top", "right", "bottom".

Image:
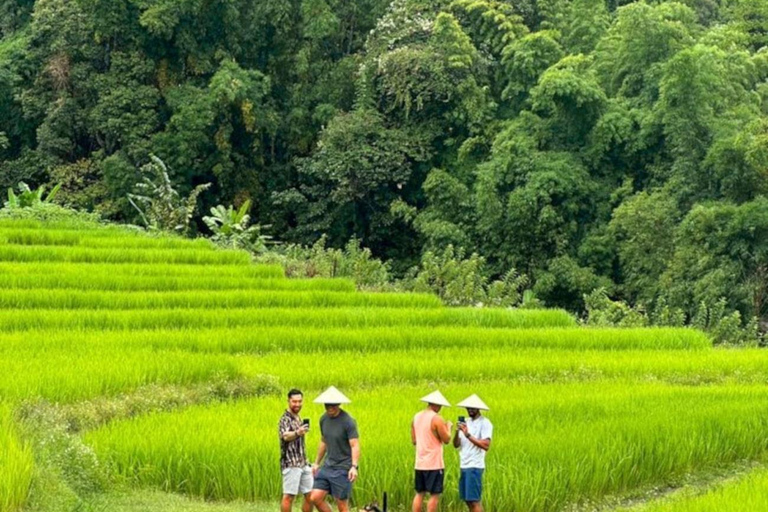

{"left": 283, "top": 465, "right": 313, "bottom": 496}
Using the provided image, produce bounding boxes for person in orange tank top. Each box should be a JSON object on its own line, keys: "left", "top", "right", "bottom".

{"left": 411, "top": 391, "right": 453, "bottom": 512}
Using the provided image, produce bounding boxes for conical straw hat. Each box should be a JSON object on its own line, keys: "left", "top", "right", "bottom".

{"left": 314, "top": 386, "right": 351, "bottom": 404}
{"left": 420, "top": 390, "right": 451, "bottom": 407}
{"left": 457, "top": 394, "right": 489, "bottom": 411}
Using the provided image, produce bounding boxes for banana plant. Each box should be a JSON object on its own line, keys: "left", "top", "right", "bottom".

{"left": 5, "top": 182, "right": 61, "bottom": 209}
{"left": 203, "top": 199, "right": 272, "bottom": 252}
{"left": 127, "top": 155, "right": 210, "bottom": 234}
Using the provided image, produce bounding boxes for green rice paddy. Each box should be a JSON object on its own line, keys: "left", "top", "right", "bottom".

{"left": 0, "top": 216, "right": 766, "bottom": 512}
{"left": 619, "top": 467, "right": 768, "bottom": 511}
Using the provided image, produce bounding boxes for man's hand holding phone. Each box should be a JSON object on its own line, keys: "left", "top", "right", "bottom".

{"left": 457, "top": 416, "right": 469, "bottom": 436}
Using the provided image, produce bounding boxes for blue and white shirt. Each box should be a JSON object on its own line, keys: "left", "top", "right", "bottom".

{"left": 458, "top": 416, "right": 493, "bottom": 469}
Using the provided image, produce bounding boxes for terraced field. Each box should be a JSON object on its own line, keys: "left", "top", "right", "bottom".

{"left": 1, "top": 213, "right": 767, "bottom": 512}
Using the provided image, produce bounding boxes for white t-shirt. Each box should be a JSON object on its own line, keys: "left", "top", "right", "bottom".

{"left": 459, "top": 416, "right": 493, "bottom": 469}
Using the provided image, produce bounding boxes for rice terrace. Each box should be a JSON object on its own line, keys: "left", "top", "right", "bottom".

{"left": 0, "top": 204, "right": 765, "bottom": 512}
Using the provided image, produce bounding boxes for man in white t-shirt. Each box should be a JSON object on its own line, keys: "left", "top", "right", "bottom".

{"left": 453, "top": 395, "right": 492, "bottom": 512}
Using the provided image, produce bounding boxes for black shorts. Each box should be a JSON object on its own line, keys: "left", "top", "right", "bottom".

{"left": 415, "top": 469, "right": 444, "bottom": 494}
{"left": 313, "top": 467, "right": 352, "bottom": 500}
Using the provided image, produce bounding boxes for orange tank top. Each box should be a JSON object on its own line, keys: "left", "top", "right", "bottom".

{"left": 413, "top": 409, "right": 444, "bottom": 470}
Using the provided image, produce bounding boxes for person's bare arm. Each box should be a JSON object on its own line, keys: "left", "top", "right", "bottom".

{"left": 453, "top": 427, "right": 461, "bottom": 448}
{"left": 279, "top": 417, "right": 301, "bottom": 442}
{"left": 316, "top": 439, "right": 327, "bottom": 463}
{"left": 465, "top": 436, "right": 491, "bottom": 451}
{"left": 282, "top": 424, "right": 308, "bottom": 442}
{"left": 348, "top": 438, "right": 361, "bottom": 482}
{"left": 411, "top": 422, "right": 417, "bottom": 446}
{"left": 312, "top": 438, "right": 327, "bottom": 476}
{"left": 433, "top": 416, "right": 452, "bottom": 444}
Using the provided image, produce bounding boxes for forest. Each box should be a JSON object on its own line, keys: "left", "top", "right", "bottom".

{"left": 1, "top": 0, "right": 767, "bottom": 338}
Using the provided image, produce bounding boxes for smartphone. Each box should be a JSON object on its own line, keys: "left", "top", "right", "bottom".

{"left": 458, "top": 416, "right": 466, "bottom": 424}
{"left": 303, "top": 419, "right": 310, "bottom": 428}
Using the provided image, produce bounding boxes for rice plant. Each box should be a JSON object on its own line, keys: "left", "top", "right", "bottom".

{"left": 0, "top": 274, "right": 355, "bottom": 292}
{"left": 0, "top": 261, "right": 284, "bottom": 279}
{"left": 235, "top": 346, "right": 768, "bottom": 389}
{"left": 0, "top": 326, "right": 710, "bottom": 356}
{"left": 0, "top": 289, "right": 442, "bottom": 309}
{"left": 0, "top": 219, "right": 104, "bottom": 231}
{"left": 621, "top": 468, "right": 768, "bottom": 511}
{"left": 0, "top": 228, "right": 219, "bottom": 250}
{"left": 0, "top": 405, "right": 33, "bottom": 512}
{"left": 0, "top": 346, "right": 239, "bottom": 402}
{"left": 85, "top": 382, "right": 768, "bottom": 511}
{"left": 0, "top": 307, "right": 575, "bottom": 331}
{"left": 0, "top": 245, "right": 250, "bottom": 265}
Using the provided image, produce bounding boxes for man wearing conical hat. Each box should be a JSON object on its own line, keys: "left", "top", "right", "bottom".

{"left": 411, "top": 390, "right": 453, "bottom": 512}
{"left": 310, "top": 387, "right": 360, "bottom": 512}
{"left": 453, "top": 395, "right": 492, "bottom": 512}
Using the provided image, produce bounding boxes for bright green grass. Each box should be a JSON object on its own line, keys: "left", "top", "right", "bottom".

{"left": 0, "top": 327, "right": 710, "bottom": 354}
{"left": 0, "top": 274, "right": 355, "bottom": 292}
{"left": 0, "top": 245, "right": 251, "bottom": 265}
{"left": 235, "top": 346, "right": 768, "bottom": 389}
{"left": 0, "top": 289, "right": 442, "bottom": 309}
{"left": 0, "top": 404, "right": 33, "bottom": 512}
{"left": 0, "top": 347, "right": 239, "bottom": 403}
{"left": 85, "top": 382, "right": 768, "bottom": 512}
{"left": 82, "top": 490, "right": 275, "bottom": 512}
{"left": 0, "top": 307, "right": 575, "bottom": 331}
{"left": 622, "top": 468, "right": 768, "bottom": 511}
{"left": 0, "top": 262, "right": 284, "bottom": 279}
{"left": 0, "top": 228, "right": 220, "bottom": 250}
{"left": 0, "top": 218, "right": 110, "bottom": 231}
{"left": 2, "top": 340, "right": 763, "bottom": 405}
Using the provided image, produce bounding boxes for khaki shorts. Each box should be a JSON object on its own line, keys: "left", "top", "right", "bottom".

{"left": 283, "top": 465, "right": 313, "bottom": 496}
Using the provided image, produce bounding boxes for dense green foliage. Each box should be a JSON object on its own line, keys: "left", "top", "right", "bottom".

{"left": 2, "top": 0, "right": 767, "bottom": 333}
